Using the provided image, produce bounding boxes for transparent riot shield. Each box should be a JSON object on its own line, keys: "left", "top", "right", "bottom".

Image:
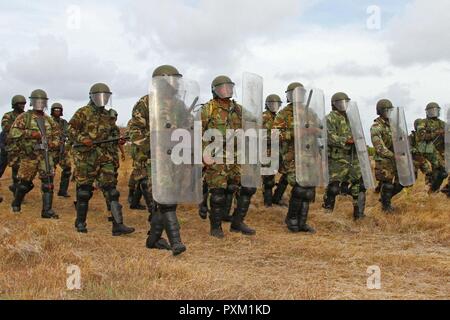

{"left": 388, "top": 107, "right": 416, "bottom": 187}
{"left": 294, "top": 87, "right": 329, "bottom": 187}
{"left": 240, "top": 72, "right": 263, "bottom": 188}
{"left": 445, "top": 107, "right": 450, "bottom": 173}
{"left": 150, "top": 76, "right": 202, "bottom": 204}
{"left": 346, "top": 102, "right": 376, "bottom": 189}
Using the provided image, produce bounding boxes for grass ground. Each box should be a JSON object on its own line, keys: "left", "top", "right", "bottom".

{"left": 0, "top": 158, "right": 448, "bottom": 300}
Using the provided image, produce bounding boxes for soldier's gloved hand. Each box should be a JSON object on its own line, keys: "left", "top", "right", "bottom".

{"left": 81, "top": 138, "right": 93, "bottom": 147}
{"left": 31, "top": 131, "right": 42, "bottom": 140}
{"left": 346, "top": 138, "right": 355, "bottom": 145}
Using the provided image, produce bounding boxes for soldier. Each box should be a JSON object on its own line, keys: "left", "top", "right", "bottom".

{"left": 415, "top": 103, "right": 448, "bottom": 193}
{"left": 50, "top": 103, "right": 72, "bottom": 198}
{"left": 322, "top": 93, "right": 367, "bottom": 220}
{"left": 273, "top": 82, "right": 324, "bottom": 233}
{"left": 370, "top": 99, "right": 404, "bottom": 212}
{"left": 69, "top": 83, "right": 135, "bottom": 236}
{"left": 1, "top": 95, "right": 27, "bottom": 194}
{"left": 126, "top": 119, "right": 146, "bottom": 211}
{"left": 262, "top": 94, "right": 282, "bottom": 207}
{"left": 9, "top": 90, "right": 60, "bottom": 219}
{"left": 410, "top": 120, "right": 433, "bottom": 186}
{"left": 202, "top": 75, "right": 257, "bottom": 238}
{"left": 129, "top": 65, "right": 187, "bottom": 255}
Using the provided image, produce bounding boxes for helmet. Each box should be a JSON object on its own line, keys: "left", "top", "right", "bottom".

{"left": 285, "top": 82, "right": 304, "bottom": 103}
{"left": 265, "top": 94, "right": 282, "bottom": 113}
{"left": 89, "top": 83, "right": 112, "bottom": 108}
{"left": 51, "top": 103, "right": 63, "bottom": 117}
{"left": 109, "top": 109, "right": 118, "bottom": 120}
{"left": 152, "top": 65, "right": 182, "bottom": 78}
{"left": 212, "top": 75, "right": 235, "bottom": 99}
{"left": 425, "top": 102, "right": 440, "bottom": 118}
{"left": 11, "top": 95, "right": 26, "bottom": 107}
{"left": 376, "top": 99, "right": 394, "bottom": 117}
{"left": 29, "top": 89, "right": 48, "bottom": 111}
{"left": 331, "top": 92, "right": 351, "bottom": 112}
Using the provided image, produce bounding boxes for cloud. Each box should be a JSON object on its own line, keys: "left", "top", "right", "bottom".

{"left": 386, "top": 0, "right": 450, "bottom": 66}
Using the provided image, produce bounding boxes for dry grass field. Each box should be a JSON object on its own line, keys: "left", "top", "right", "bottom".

{"left": 0, "top": 158, "right": 449, "bottom": 300}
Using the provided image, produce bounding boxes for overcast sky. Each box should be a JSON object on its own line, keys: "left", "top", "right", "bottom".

{"left": 1, "top": 0, "right": 449, "bottom": 140}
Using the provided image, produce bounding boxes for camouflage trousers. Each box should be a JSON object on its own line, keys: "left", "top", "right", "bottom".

{"left": 72, "top": 148, "right": 116, "bottom": 188}
{"left": 128, "top": 159, "right": 148, "bottom": 189}
{"left": 326, "top": 157, "right": 364, "bottom": 206}
{"left": 413, "top": 153, "right": 432, "bottom": 179}
{"left": 52, "top": 150, "right": 72, "bottom": 172}
{"left": 375, "top": 158, "right": 399, "bottom": 184}
{"left": 204, "top": 163, "right": 241, "bottom": 189}
{"left": 18, "top": 154, "right": 55, "bottom": 182}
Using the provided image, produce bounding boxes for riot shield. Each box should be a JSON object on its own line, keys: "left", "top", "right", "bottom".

{"left": 346, "top": 102, "right": 376, "bottom": 189}
{"left": 388, "top": 107, "right": 416, "bottom": 187}
{"left": 240, "top": 72, "right": 263, "bottom": 188}
{"left": 294, "top": 87, "right": 329, "bottom": 187}
{"left": 150, "top": 76, "right": 202, "bottom": 204}
{"left": 445, "top": 106, "right": 450, "bottom": 173}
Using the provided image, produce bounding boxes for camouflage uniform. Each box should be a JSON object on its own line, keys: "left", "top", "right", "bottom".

{"left": 1, "top": 109, "right": 23, "bottom": 191}
{"left": 51, "top": 115, "right": 72, "bottom": 197}
{"left": 9, "top": 110, "right": 60, "bottom": 217}
{"left": 370, "top": 114, "right": 404, "bottom": 211}
{"left": 202, "top": 76, "right": 257, "bottom": 238}
{"left": 126, "top": 119, "right": 146, "bottom": 210}
{"left": 272, "top": 100, "right": 316, "bottom": 233}
{"left": 262, "top": 109, "right": 277, "bottom": 206}
{"left": 323, "top": 110, "right": 365, "bottom": 214}
{"left": 410, "top": 123, "right": 433, "bottom": 185}
{"left": 69, "top": 85, "right": 135, "bottom": 237}
{"left": 415, "top": 117, "right": 448, "bottom": 192}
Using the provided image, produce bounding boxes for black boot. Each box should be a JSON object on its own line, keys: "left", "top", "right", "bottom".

{"left": 198, "top": 183, "right": 209, "bottom": 220}
{"left": 380, "top": 183, "right": 395, "bottom": 213}
{"left": 9, "top": 166, "right": 19, "bottom": 195}
{"left": 262, "top": 176, "right": 275, "bottom": 207}
{"left": 430, "top": 169, "right": 448, "bottom": 193}
{"left": 161, "top": 206, "right": 186, "bottom": 256}
{"left": 58, "top": 169, "right": 71, "bottom": 197}
{"left": 286, "top": 192, "right": 301, "bottom": 233}
{"left": 75, "top": 186, "right": 92, "bottom": 233}
{"left": 41, "top": 182, "right": 59, "bottom": 219}
{"left": 322, "top": 182, "right": 340, "bottom": 213}
{"left": 107, "top": 188, "right": 135, "bottom": 236}
{"left": 298, "top": 201, "right": 316, "bottom": 233}
{"left": 222, "top": 185, "right": 236, "bottom": 222}
{"left": 130, "top": 183, "right": 146, "bottom": 210}
{"left": 128, "top": 187, "right": 135, "bottom": 205}
{"left": 273, "top": 175, "right": 288, "bottom": 205}
{"left": 140, "top": 179, "right": 156, "bottom": 217}
{"left": 11, "top": 181, "right": 30, "bottom": 213}
{"left": 230, "top": 187, "right": 256, "bottom": 236}
{"left": 353, "top": 192, "right": 366, "bottom": 221}
{"left": 146, "top": 210, "right": 171, "bottom": 251}
{"left": 209, "top": 189, "right": 225, "bottom": 239}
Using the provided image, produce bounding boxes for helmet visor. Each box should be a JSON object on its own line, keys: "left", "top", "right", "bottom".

{"left": 381, "top": 107, "right": 394, "bottom": 119}
{"left": 214, "top": 83, "right": 234, "bottom": 99}
{"left": 266, "top": 101, "right": 282, "bottom": 113}
{"left": 31, "top": 98, "right": 48, "bottom": 111}
{"left": 335, "top": 100, "right": 350, "bottom": 112}
{"left": 91, "top": 92, "right": 112, "bottom": 107}
{"left": 426, "top": 107, "right": 440, "bottom": 118}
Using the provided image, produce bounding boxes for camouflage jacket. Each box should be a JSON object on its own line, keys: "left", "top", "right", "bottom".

{"left": 326, "top": 110, "right": 355, "bottom": 159}
{"left": 9, "top": 110, "right": 60, "bottom": 157}
{"left": 370, "top": 117, "right": 394, "bottom": 161}
{"left": 129, "top": 95, "right": 151, "bottom": 155}
{"left": 68, "top": 102, "right": 119, "bottom": 152}
{"left": 1, "top": 110, "right": 23, "bottom": 145}
{"left": 262, "top": 110, "right": 276, "bottom": 131}
{"left": 272, "top": 104, "right": 295, "bottom": 171}
{"left": 415, "top": 118, "right": 446, "bottom": 154}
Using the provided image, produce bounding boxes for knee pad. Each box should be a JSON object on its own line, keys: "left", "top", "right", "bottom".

{"left": 107, "top": 188, "right": 120, "bottom": 202}
{"left": 226, "top": 184, "right": 239, "bottom": 195}
{"left": 382, "top": 183, "right": 395, "bottom": 193}
{"left": 210, "top": 188, "right": 226, "bottom": 206}
{"left": 292, "top": 185, "right": 315, "bottom": 201}
{"left": 278, "top": 175, "right": 288, "bottom": 186}
{"left": 328, "top": 182, "right": 341, "bottom": 196}
{"left": 17, "top": 182, "right": 31, "bottom": 194}
{"left": 239, "top": 187, "right": 257, "bottom": 197}
{"left": 77, "top": 185, "right": 93, "bottom": 201}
